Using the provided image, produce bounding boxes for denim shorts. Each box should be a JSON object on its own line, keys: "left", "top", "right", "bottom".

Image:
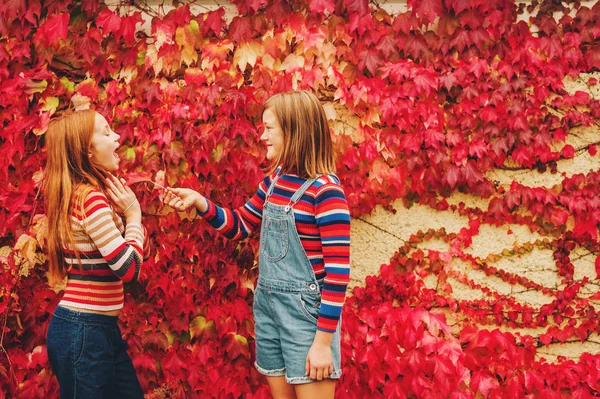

{"left": 46, "top": 306, "right": 143, "bottom": 398}
{"left": 253, "top": 279, "right": 342, "bottom": 384}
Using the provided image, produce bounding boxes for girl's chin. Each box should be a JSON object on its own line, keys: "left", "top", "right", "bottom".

{"left": 265, "top": 151, "right": 279, "bottom": 161}
{"left": 100, "top": 164, "right": 119, "bottom": 173}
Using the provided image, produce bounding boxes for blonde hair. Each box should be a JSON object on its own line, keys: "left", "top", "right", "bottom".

{"left": 44, "top": 109, "right": 108, "bottom": 285}
{"left": 262, "top": 91, "right": 336, "bottom": 178}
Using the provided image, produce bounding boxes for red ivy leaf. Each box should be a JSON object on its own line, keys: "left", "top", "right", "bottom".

{"left": 123, "top": 172, "right": 153, "bottom": 186}
{"left": 1, "top": 0, "right": 26, "bottom": 20}
{"left": 358, "top": 48, "right": 382, "bottom": 75}
{"left": 96, "top": 9, "right": 122, "bottom": 40}
{"left": 77, "top": 28, "right": 103, "bottom": 65}
{"left": 561, "top": 144, "right": 575, "bottom": 158}
{"left": 308, "top": 0, "right": 335, "bottom": 15}
{"left": 36, "top": 13, "right": 69, "bottom": 46}
{"left": 229, "top": 16, "right": 253, "bottom": 44}
{"left": 344, "top": 0, "right": 369, "bottom": 16}
{"left": 409, "top": 0, "right": 444, "bottom": 24}
{"left": 470, "top": 370, "right": 499, "bottom": 397}
{"left": 120, "top": 12, "right": 143, "bottom": 44}
{"left": 446, "top": 0, "right": 471, "bottom": 14}
{"left": 203, "top": 9, "right": 226, "bottom": 35}
{"left": 585, "top": 43, "right": 600, "bottom": 70}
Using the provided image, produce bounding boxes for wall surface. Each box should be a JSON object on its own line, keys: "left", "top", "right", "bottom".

{"left": 343, "top": 73, "right": 600, "bottom": 362}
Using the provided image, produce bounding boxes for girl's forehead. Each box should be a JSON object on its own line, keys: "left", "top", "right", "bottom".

{"left": 94, "top": 112, "right": 109, "bottom": 127}
{"left": 262, "top": 108, "right": 277, "bottom": 123}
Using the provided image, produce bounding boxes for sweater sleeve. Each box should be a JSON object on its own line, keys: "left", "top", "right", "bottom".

{"left": 314, "top": 180, "right": 351, "bottom": 333}
{"left": 196, "top": 176, "right": 270, "bottom": 239}
{"left": 81, "top": 190, "right": 144, "bottom": 283}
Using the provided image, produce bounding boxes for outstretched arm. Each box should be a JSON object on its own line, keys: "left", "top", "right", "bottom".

{"left": 164, "top": 176, "right": 271, "bottom": 239}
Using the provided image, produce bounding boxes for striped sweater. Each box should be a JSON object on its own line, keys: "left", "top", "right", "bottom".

{"left": 198, "top": 171, "right": 351, "bottom": 333}
{"left": 58, "top": 188, "right": 147, "bottom": 312}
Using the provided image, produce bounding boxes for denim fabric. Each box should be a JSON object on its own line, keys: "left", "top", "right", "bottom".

{"left": 254, "top": 174, "right": 342, "bottom": 385}
{"left": 47, "top": 306, "right": 143, "bottom": 399}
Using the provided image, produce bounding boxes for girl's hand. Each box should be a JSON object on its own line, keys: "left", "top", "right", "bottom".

{"left": 305, "top": 342, "right": 333, "bottom": 381}
{"left": 105, "top": 174, "right": 140, "bottom": 219}
{"left": 164, "top": 188, "right": 202, "bottom": 212}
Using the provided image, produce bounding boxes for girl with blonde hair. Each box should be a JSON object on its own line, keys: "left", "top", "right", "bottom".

{"left": 165, "top": 90, "right": 351, "bottom": 399}
{"left": 45, "top": 108, "right": 148, "bottom": 398}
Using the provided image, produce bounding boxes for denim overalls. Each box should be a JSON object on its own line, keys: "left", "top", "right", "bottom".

{"left": 253, "top": 173, "right": 342, "bottom": 384}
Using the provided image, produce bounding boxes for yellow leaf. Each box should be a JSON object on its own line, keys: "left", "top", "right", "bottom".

{"left": 0, "top": 246, "right": 11, "bottom": 258}
{"left": 116, "top": 66, "right": 138, "bottom": 83}
{"left": 181, "top": 44, "right": 198, "bottom": 66}
{"left": 125, "top": 147, "right": 136, "bottom": 161}
{"left": 280, "top": 53, "right": 305, "bottom": 72}
{"left": 189, "top": 315, "right": 216, "bottom": 340}
{"left": 40, "top": 96, "right": 59, "bottom": 113}
{"left": 189, "top": 315, "right": 207, "bottom": 339}
{"left": 32, "top": 214, "right": 48, "bottom": 250}
{"left": 189, "top": 20, "right": 200, "bottom": 35}
{"left": 136, "top": 50, "right": 146, "bottom": 66}
{"left": 363, "top": 107, "right": 381, "bottom": 127}
{"left": 234, "top": 333, "right": 248, "bottom": 346}
{"left": 59, "top": 77, "right": 75, "bottom": 93}
{"left": 14, "top": 234, "right": 38, "bottom": 277}
{"left": 154, "top": 29, "right": 173, "bottom": 50}
{"left": 233, "top": 41, "right": 262, "bottom": 72}
{"left": 322, "top": 103, "right": 337, "bottom": 121}
{"left": 203, "top": 42, "right": 234, "bottom": 63}
{"left": 212, "top": 143, "right": 224, "bottom": 162}
{"left": 315, "top": 42, "right": 336, "bottom": 66}
{"left": 145, "top": 45, "right": 163, "bottom": 76}
{"left": 261, "top": 54, "right": 280, "bottom": 70}
{"left": 23, "top": 78, "right": 47, "bottom": 94}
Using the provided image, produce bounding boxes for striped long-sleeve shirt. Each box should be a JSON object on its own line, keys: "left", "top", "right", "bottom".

{"left": 198, "top": 171, "right": 351, "bottom": 333}
{"left": 58, "top": 188, "right": 147, "bottom": 312}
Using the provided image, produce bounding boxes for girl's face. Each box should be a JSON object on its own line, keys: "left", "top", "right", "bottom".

{"left": 89, "top": 112, "right": 121, "bottom": 172}
{"left": 261, "top": 108, "right": 284, "bottom": 161}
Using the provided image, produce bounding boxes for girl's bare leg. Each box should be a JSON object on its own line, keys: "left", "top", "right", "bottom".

{"left": 267, "top": 376, "right": 297, "bottom": 399}
{"left": 295, "top": 379, "right": 336, "bottom": 399}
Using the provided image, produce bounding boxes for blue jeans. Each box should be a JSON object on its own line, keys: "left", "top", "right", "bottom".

{"left": 47, "top": 306, "right": 143, "bottom": 399}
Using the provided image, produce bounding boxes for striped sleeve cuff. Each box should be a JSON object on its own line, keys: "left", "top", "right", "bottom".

{"left": 124, "top": 222, "right": 144, "bottom": 255}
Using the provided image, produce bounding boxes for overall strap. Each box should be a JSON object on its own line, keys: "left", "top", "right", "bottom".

{"left": 265, "top": 173, "right": 282, "bottom": 201}
{"left": 285, "top": 174, "right": 322, "bottom": 213}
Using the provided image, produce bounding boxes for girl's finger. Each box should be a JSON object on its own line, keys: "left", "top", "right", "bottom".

{"left": 123, "top": 185, "right": 135, "bottom": 196}
{"left": 105, "top": 176, "right": 120, "bottom": 193}
{"left": 111, "top": 175, "right": 127, "bottom": 194}
{"left": 169, "top": 187, "right": 184, "bottom": 197}
{"left": 105, "top": 178, "right": 119, "bottom": 194}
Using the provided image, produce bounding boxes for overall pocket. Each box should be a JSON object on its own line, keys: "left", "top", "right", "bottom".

{"left": 261, "top": 217, "right": 289, "bottom": 262}
{"left": 295, "top": 291, "right": 322, "bottom": 325}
